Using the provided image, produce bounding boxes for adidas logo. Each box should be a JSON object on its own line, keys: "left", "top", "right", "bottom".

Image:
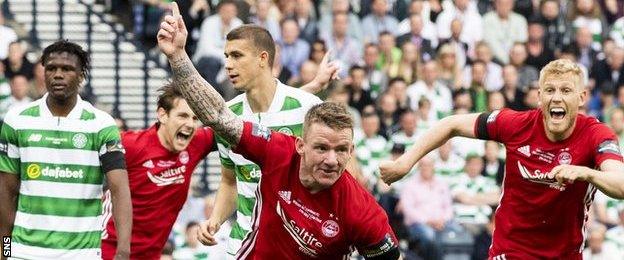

{"left": 517, "top": 145, "right": 531, "bottom": 157}
{"left": 142, "top": 160, "right": 155, "bottom": 169}
{"left": 278, "top": 190, "right": 291, "bottom": 204}
{"left": 28, "top": 134, "right": 42, "bottom": 142}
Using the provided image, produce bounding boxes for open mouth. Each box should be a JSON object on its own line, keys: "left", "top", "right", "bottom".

{"left": 550, "top": 107, "right": 566, "bottom": 120}
{"left": 229, "top": 74, "right": 239, "bottom": 82}
{"left": 175, "top": 129, "right": 193, "bottom": 142}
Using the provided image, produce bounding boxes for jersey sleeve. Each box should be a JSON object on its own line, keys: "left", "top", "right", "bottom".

{"left": 473, "top": 109, "right": 520, "bottom": 143}
{"left": 233, "top": 121, "right": 291, "bottom": 169}
{"left": 590, "top": 123, "right": 623, "bottom": 166}
{"left": 216, "top": 134, "right": 235, "bottom": 170}
{"left": 97, "top": 123, "right": 127, "bottom": 173}
{"left": 0, "top": 119, "right": 20, "bottom": 175}
{"left": 351, "top": 192, "right": 399, "bottom": 258}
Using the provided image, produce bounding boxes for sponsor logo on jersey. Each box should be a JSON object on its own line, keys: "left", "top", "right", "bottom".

{"left": 517, "top": 145, "right": 531, "bottom": 157}
{"left": 487, "top": 110, "right": 500, "bottom": 124}
{"left": 142, "top": 160, "right": 155, "bottom": 168}
{"left": 0, "top": 141, "right": 7, "bottom": 154}
{"left": 321, "top": 220, "right": 339, "bottom": 238}
{"left": 251, "top": 123, "right": 271, "bottom": 141}
{"left": 179, "top": 151, "right": 189, "bottom": 164}
{"left": 532, "top": 148, "right": 555, "bottom": 164}
{"left": 598, "top": 140, "right": 621, "bottom": 155}
{"left": 27, "top": 134, "right": 42, "bottom": 142}
{"left": 557, "top": 151, "right": 572, "bottom": 165}
{"left": 517, "top": 161, "right": 565, "bottom": 191}
{"left": 72, "top": 133, "right": 88, "bottom": 149}
{"left": 157, "top": 160, "right": 176, "bottom": 167}
{"left": 241, "top": 166, "right": 262, "bottom": 181}
{"left": 146, "top": 165, "right": 187, "bottom": 186}
{"left": 279, "top": 190, "right": 292, "bottom": 204}
{"left": 278, "top": 127, "right": 294, "bottom": 135}
{"left": 26, "top": 164, "right": 40, "bottom": 179}
{"left": 276, "top": 201, "right": 323, "bottom": 257}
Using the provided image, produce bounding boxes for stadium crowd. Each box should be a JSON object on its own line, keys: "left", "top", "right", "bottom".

{"left": 2, "top": 0, "right": 624, "bottom": 259}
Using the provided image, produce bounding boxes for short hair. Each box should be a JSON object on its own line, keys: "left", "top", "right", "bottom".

{"left": 349, "top": 65, "right": 365, "bottom": 75}
{"left": 538, "top": 59, "right": 584, "bottom": 91}
{"left": 388, "top": 77, "right": 406, "bottom": 87}
{"left": 303, "top": 102, "right": 354, "bottom": 137}
{"left": 41, "top": 40, "right": 90, "bottom": 79}
{"left": 157, "top": 82, "right": 184, "bottom": 113}
{"left": 226, "top": 24, "right": 276, "bottom": 67}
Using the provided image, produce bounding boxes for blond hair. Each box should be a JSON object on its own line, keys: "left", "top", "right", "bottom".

{"left": 538, "top": 59, "right": 584, "bottom": 90}
{"left": 303, "top": 102, "right": 354, "bottom": 138}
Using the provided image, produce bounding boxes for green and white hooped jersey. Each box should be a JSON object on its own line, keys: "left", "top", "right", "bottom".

{"left": 0, "top": 94, "right": 121, "bottom": 259}
{"left": 355, "top": 135, "right": 390, "bottom": 188}
{"left": 217, "top": 81, "right": 322, "bottom": 256}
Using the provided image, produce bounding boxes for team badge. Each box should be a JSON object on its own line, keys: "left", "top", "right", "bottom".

{"left": 557, "top": 151, "right": 572, "bottom": 165}
{"left": 321, "top": 220, "right": 340, "bottom": 238}
{"left": 179, "top": 151, "right": 189, "bottom": 164}
{"left": 278, "top": 127, "right": 294, "bottom": 135}
{"left": 72, "top": 133, "right": 88, "bottom": 149}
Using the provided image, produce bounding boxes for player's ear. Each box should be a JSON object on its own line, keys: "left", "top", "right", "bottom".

{"left": 295, "top": 136, "right": 305, "bottom": 156}
{"left": 259, "top": 50, "right": 269, "bottom": 68}
{"left": 578, "top": 88, "right": 588, "bottom": 107}
{"left": 157, "top": 107, "right": 168, "bottom": 124}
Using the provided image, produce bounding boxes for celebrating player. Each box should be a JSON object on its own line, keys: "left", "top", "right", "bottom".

{"left": 380, "top": 59, "right": 624, "bottom": 259}
{"left": 157, "top": 5, "right": 400, "bottom": 259}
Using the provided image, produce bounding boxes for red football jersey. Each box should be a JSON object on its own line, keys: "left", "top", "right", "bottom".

{"left": 101, "top": 124, "right": 215, "bottom": 260}
{"left": 232, "top": 122, "right": 398, "bottom": 259}
{"left": 474, "top": 109, "right": 623, "bottom": 259}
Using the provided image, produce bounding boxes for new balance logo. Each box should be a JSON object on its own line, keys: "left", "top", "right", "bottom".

{"left": 517, "top": 145, "right": 531, "bottom": 157}
{"left": 28, "top": 134, "right": 42, "bottom": 142}
{"left": 279, "top": 190, "right": 292, "bottom": 204}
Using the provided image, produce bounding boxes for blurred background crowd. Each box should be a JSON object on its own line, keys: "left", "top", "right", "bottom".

{"left": 2, "top": 0, "right": 624, "bottom": 259}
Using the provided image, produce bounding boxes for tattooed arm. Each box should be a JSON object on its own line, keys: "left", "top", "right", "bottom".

{"left": 157, "top": 2, "right": 242, "bottom": 145}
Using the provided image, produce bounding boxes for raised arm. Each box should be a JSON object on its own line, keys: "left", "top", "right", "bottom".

{"left": 300, "top": 50, "right": 339, "bottom": 94}
{"left": 380, "top": 113, "right": 480, "bottom": 184}
{"left": 158, "top": 2, "right": 243, "bottom": 145}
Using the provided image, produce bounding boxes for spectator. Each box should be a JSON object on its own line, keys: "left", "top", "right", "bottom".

{"left": 3, "top": 42, "right": 34, "bottom": 80}
{"left": 407, "top": 60, "right": 452, "bottom": 119}
{"left": 386, "top": 77, "right": 411, "bottom": 112}
{"left": 451, "top": 154, "right": 501, "bottom": 233}
{"left": 583, "top": 224, "right": 621, "bottom": 259}
{"left": 509, "top": 42, "right": 539, "bottom": 90}
{"left": 482, "top": 0, "right": 528, "bottom": 64}
{"left": 415, "top": 97, "right": 435, "bottom": 131}
{"left": 501, "top": 65, "right": 528, "bottom": 111}
{"left": 467, "top": 60, "right": 489, "bottom": 113}
{"left": 376, "top": 32, "right": 402, "bottom": 75}
{"left": 292, "top": 0, "right": 318, "bottom": 44}
{"left": 396, "top": 0, "right": 438, "bottom": 46}
{"left": 437, "top": 43, "right": 463, "bottom": 90}
{"left": 250, "top": 0, "right": 281, "bottom": 39}
{"left": 327, "top": 83, "right": 362, "bottom": 130}
{"left": 390, "top": 109, "right": 420, "bottom": 149}
{"left": 605, "top": 207, "right": 624, "bottom": 254}
{"left": 0, "top": 75, "right": 30, "bottom": 119}
{"left": 363, "top": 43, "right": 388, "bottom": 96}
{"left": 29, "top": 61, "right": 46, "bottom": 99}
{"left": 525, "top": 22, "right": 556, "bottom": 70}
{"left": 453, "top": 88, "right": 474, "bottom": 112}
{"left": 523, "top": 85, "right": 540, "bottom": 109}
{"left": 277, "top": 18, "right": 310, "bottom": 79}
{"left": 594, "top": 189, "right": 624, "bottom": 229}
{"left": 355, "top": 112, "right": 389, "bottom": 188}
{"left": 0, "top": 11, "right": 17, "bottom": 60}
{"left": 276, "top": 0, "right": 296, "bottom": 18}
{"left": 434, "top": 140, "right": 465, "bottom": 185}
{"left": 194, "top": 0, "right": 243, "bottom": 87}
{"left": 436, "top": 0, "right": 483, "bottom": 51}
{"left": 293, "top": 60, "right": 318, "bottom": 87}
{"left": 272, "top": 44, "right": 292, "bottom": 84}
{"left": 320, "top": 12, "right": 362, "bottom": 78}
{"left": 308, "top": 39, "right": 327, "bottom": 64}
{"left": 438, "top": 18, "right": 469, "bottom": 69}
{"left": 570, "top": 27, "right": 600, "bottom": 70}
{"left": 396, "top": 14, "right": 435, "bottom": 61}
{"left": 361, "top": 0, "right": 399, "bottom": 43}
{"left": 481, "top": 141, "right": 504, "bottom": 185}
{"left": 590, "top": 47, "right": 624, "bottom": 96}
{"left": 400, "top": 155, "right": 460, "bottom": 260}
{"left": 535, "top": 0, "right": 569, "bottom": 53}
{"left": 389, "top": 42, "right": 419, "bottom": 84}
{"left": 608, "top": 107, "right": 624, "bottom": 151}
{"left": 346, "top": 65, "right": 374, "bottom": 113}
{"left": 487, "top": 91, "right": 506, "bottom": 112}
{"left": 568, "top": 0, "right": 606, "bottom": 50}
{"left": 464, "top": 42, "right": 503, "bottom": 91}
{"left": 598, "top": 0, "right": 624, "bottom": 24}
{"left": 177, "top": 0, "right": 210, "bottom": 55}
{"left": 472, "top": 213, "right": 495, "bottom": 260}
{"left": 377, "top": 92, "right": 401, "bottom": 138}
{"left": 318, "top": 0, "right": 363, "bottom": 44}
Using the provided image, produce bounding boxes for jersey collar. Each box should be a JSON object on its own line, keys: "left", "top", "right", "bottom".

{"left": 242, "top": 78, "right": 287, "bottom": 115}
{"left": 39, "top": 93, "right": 85, "bottom": 119}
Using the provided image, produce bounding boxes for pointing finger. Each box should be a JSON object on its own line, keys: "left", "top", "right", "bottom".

{"left": 171, "top": 1, "right": 180, "bottom": 17}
